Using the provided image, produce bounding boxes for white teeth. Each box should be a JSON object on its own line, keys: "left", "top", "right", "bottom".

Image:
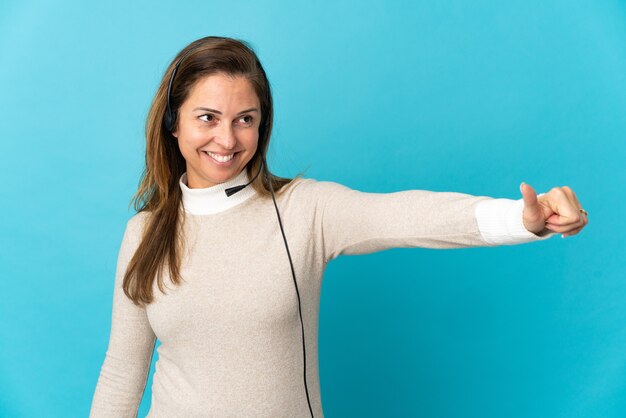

{"left": 206, "top": 152, "right": 234, "bottom": 162}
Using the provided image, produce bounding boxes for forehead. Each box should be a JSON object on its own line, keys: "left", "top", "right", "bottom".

{"left": 185, "top": 73, "right": 259, "bottom": 106}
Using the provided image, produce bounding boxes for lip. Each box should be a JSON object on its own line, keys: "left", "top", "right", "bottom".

{"left": 202, "top": 150, "right": 238, "bottom": 167}
{"left": 203, "top": 151, "right": 238, "bottom": 156}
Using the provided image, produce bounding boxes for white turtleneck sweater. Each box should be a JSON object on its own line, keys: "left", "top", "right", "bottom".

{"left": 178, "top": 169, "right": 258, "bottom": 215}
{"left": 90, "top": 171, "right": 557, "bottom": 418}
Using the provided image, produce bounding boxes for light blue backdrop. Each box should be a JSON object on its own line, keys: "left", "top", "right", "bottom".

{"left": 0, "top": 0, "right": 624, "bottom": 417}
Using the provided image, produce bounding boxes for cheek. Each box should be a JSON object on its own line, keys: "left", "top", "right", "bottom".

{"left": 241, "top": 130, "right": 259, "bottom": 147}
{"left": 185, "top": 127, "right": 208, "bottom": 143}
{"left": 178, "top": 128, "right": 207, "bottom": 151}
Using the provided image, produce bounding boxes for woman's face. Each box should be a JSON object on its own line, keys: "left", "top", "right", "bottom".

{"left": 172, "top": 72, "right": 261, "bottom": 189}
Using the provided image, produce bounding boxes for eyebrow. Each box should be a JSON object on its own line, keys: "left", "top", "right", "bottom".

{"left": 192, "top": 107, "right": 259, "bottom": 115}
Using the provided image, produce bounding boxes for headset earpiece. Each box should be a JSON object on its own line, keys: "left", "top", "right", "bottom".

{"left": 164, "top": 49, "right": 193, "bottom": 134}
{"left": 163, "top": 109, "right": 175, "bottom": 133}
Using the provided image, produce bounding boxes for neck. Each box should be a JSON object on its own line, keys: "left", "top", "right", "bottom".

{"left": 179, "top": 169, "right": 257, "bottom": 215}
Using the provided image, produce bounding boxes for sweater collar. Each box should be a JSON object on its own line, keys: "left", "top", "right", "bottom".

{"left": 179, "top": 169, "right": 258, "bottom": 215}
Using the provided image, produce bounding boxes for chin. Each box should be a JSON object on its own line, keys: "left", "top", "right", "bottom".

{"left": 209, "top": 171, "right": 238, "bottom": 182}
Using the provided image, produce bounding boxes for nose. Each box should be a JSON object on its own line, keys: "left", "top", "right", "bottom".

{"left": 213, "top": 123, "right": 237, "bottom": 151}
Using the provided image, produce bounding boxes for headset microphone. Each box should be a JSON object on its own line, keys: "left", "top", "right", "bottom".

{"left": 224, "top": 159, "right": 264, "bottom": 197}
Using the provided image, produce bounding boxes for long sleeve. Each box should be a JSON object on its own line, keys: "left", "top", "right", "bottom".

{"left": 474, "top": 193, "right": 559, "bottom": 245}
{"left": 316, "top": 181, "right": 490, "bottom": 261}
{"left": 90, "top": 215, "right": 157, "bottom": 418}
{"left": 312, "top": 181, "right": 557, "bottom": 262}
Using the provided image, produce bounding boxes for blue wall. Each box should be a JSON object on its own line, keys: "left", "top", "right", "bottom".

{"left": 1, "top": 0, "right": 624, "bottom": 417}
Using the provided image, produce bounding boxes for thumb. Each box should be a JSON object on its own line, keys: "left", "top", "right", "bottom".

{"left": 520, "top": 182, "right": 544, "bottom": 223}
{"left": 520, "top": 182, "right": 538, "bottom": 208}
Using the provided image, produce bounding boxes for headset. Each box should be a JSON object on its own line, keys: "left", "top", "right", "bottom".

{"left": 163, "top": 50, "right": 315, "bottom": 418}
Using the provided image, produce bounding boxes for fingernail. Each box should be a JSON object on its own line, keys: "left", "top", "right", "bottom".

{"left": 561, "top": 234, "right": 566, "bottom": 238}
{"left": 520, "top": 182, "right": 524, "bottom": 193}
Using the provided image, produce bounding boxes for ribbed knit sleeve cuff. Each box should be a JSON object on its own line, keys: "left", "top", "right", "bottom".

{"left": 474, "top": 193, "right": 559, "bottom": 246}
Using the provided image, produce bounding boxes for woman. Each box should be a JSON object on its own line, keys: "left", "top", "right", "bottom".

{"left": 89, "top": 36, "right": 588, "bottom": 418}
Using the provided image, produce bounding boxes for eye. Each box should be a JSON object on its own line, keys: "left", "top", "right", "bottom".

{"left": 238, "top": 115, "right": 253, "bottom": 125}
{"left": 199, "top": 114, "right": 216, "bottom": 123}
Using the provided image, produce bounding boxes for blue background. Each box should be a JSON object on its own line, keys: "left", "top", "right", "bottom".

{"left": 1, "top": 0, "right": 624, "bottom": 417}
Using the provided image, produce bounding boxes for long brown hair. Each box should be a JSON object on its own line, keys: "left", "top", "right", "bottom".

{"left": 123, "top": 36, "right": 304, "bottom": 306}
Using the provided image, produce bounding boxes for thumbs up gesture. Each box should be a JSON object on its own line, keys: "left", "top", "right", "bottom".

{"left": 520, "top": 183, "right": 588, "bottom": 238}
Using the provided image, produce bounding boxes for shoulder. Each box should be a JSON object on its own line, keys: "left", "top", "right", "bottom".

{"left": 280, "top": 176, "right": 351, "bottom": 199}
{"left": 128, "top": 210, "right": 150, "bottom": 226}
{"left": 274, "top": 177, "right": 356, "bottom": 218}
{"left": 125, "top": 210, "right": 151, "bottom": 238}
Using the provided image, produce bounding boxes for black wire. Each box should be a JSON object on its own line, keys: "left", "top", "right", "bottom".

{"left": 266, "top": 169, "right": 315, "bottom": 418}
{"left": 167, "top": 43, "right": 312, "bottom": 416}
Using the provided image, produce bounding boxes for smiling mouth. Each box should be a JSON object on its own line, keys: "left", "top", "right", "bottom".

{"left": 203, "top": 151, "right": 239, "bottom": 162}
